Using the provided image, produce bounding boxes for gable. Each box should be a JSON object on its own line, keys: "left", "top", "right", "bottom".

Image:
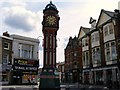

{"left": 78, "top": 30, "right": 85, "bottom": 39}
{"left": 97, "top": 11, "right": 111, "bottom": 27}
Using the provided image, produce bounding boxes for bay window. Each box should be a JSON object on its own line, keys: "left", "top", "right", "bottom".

{"left": 105, "top": 41, "right": 117, "bottom": 61}
{"left": 103, "top": 23, "right": 114, "bottom": 37}
{"left": 92, "top": 47, "right": 101, "bottom": 64}
{"left": 83, "top": 51, "right": 89, "bottom": 66}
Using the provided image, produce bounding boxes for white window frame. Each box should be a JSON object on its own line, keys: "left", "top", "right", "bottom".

{"left": 18, "top": 44, "right": 34, "bottom": 59}
{"left": 4, "top": 42, "right": 9, "bottom": 50}
{"left": 83, "top": 51, "right": 89, "bottom": 66}
{"left": 110, "top": 41, "right": 117, "bottom": 60}
{"left": 105, "top": 41, "right": 117, "bottom": 61}
{"left": 92, "top": 47, "right": 101, "bottom": 64}
{"left": 103, "top": 23, "right": 114, "bottom": 37}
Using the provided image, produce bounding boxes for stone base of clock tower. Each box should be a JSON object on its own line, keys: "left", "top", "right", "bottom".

{"left": 39, "top": 67, "right": 60, "bottom": 90}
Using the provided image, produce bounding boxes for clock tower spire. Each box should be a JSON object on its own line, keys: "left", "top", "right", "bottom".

{"left": 39, "top": 1, "right": 60, "bottom": 89}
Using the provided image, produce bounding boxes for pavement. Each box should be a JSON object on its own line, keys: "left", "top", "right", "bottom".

{"left": 61, "top": 83, "right": 120, "bottom": 90}
{"left": 0, "top": 83, "right": 120, "bottom": 90}
{"left": 0, "top": 85, "right": 38, "bottom": 90}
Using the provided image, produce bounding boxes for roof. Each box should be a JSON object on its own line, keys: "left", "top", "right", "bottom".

{"left": 11, "top": 34, "right": 39, "bottom": 43}
{"left": 102, "top": 9, "right": 115, "bottom": 17}
{"left": 0, "top": 35, "right": 13, "bottom": 40}
{"left": 81, "top": 26, "right": 90, "bottom": 34}
{"left": 65, "top": 36, "right": 79, "bottom": 50}
{"left": 43, "top": 1, "right": 58, "bottom": 13}
{"left": 96, "top": 9, "right": 117, "bottom": 27}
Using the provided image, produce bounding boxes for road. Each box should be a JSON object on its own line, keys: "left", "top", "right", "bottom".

{"left": 1, "top": 85, "right": 38, "bottom": 90}
{"left": 1, "top": 84, "right": 119, "bottom": 90}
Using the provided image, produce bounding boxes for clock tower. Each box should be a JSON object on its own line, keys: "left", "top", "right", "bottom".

{"left": 39, "top": 1, "right": 60, "bottom": 89}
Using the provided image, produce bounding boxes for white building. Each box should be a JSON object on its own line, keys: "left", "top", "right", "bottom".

{"left": 10, "top": 34, "right": 39, "bottom": 84}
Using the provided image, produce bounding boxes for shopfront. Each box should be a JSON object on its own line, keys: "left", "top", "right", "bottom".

{"left": 10, "top": 58, "right": 39, "bottom": 85}
{"left": 82, "top": 70, "right": 89, "bottom": 84}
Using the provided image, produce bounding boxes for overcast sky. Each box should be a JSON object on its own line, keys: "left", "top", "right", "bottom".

{"left": 0, "top": 0, "right": 119, "bottom": 67}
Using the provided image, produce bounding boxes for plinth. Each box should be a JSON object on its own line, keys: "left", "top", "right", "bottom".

{"left": 39, "top": 67, "right": 60, "bottom": 90}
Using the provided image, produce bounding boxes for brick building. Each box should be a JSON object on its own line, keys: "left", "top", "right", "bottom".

{"left": 78, "top": 9, "right": 120, "bottom": 88}
{"left": 64, "top": 36, "right": 82, "bottom": 83}
{"left": 0, "top": 32, "right": 13, "bottom": 85}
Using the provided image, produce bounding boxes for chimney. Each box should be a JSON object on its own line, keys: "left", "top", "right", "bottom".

{"left": 3, "top": 31, "right": 10, "bottom": 37}
{"left": 89, "top": 17, "right": 96, "bottom": 28}
{"left": 114, "top": 9, "right": 119, "bottom": 14}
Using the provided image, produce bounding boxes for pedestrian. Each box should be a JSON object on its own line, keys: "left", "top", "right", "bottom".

{"left": 28, "top": 79, "right": 31, "bottom": 84}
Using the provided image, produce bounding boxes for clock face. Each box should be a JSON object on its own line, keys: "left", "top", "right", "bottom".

{"left": 46, "top": 16, "right": 56, "bottom": 25}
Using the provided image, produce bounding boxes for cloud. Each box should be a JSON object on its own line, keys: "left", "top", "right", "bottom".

{"left": 0, "top": 0, "right": 119, "bottom": 67}
{"left": 3, "top": 6, "right": 40, "bottom": 32}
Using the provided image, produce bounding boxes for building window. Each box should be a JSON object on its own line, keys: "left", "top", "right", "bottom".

{"left": 95, "top": 32, "right": 99, "bottom": 42}
{"left": 111, "top": 42, "right": 117, "bottom": 60}
{"left": 18, "top": 44, "right": 34, "bottom": 59}
{"left": 104, "top": 26, "right": 108, "bottom": 36}
{"left": 86, "top": 52, "right": 89, "bottom": 65}
{"left": 91, "top": 34, "right": 95, "bottom": 43}
{"left": 103, "top": 23, "right": 114, "bottom": 37}
{"left": 92, "top": 47, "right": 101, "bottom": 64}
{"left": 82, "top": 52, "right": 86, "bottom": 65}
{"left": 105, "top": 43, "right": 110, "bottom": 61}
{"left": 3, "top": 54, "right": 9, "bottom": 64}
{"left": 92, "top": 49, "right": 95, "bottom": 63}
{"left": 83, "top": 51, "right": 89, "bottom": 66}
{"left": 109, "top": 24, "right": 113, "bottom": 34}
{"left": 95, "top": 47, "right": 101, "bottom": 63}
{"left": 105, "top": 41, "right": 117, "bottom": 61}
{"left": 82, "top": 38, "right": 88, "bottom": 47}
{"left": 82, "top": 39, "right": 85, "bottom": 47}
{"left": 4, "top": 42, "right": 9, "bottom": 50}
{"left": 91, "top": 32, "right": 99, "bottom": 43}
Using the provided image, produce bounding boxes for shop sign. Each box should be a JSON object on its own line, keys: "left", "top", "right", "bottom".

{"left": 14, "top": 59, "right": 39, "bottom": 67}
{"left": 13, "top": 66, "right": 38, "bottom": 71}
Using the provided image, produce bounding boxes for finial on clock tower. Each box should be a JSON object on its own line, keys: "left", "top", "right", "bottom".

{"left": 50, "top": 0, "right": 52, "bottom": 3}
{"left": 43, "top": 1, "right": 58, "bottom": 13}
